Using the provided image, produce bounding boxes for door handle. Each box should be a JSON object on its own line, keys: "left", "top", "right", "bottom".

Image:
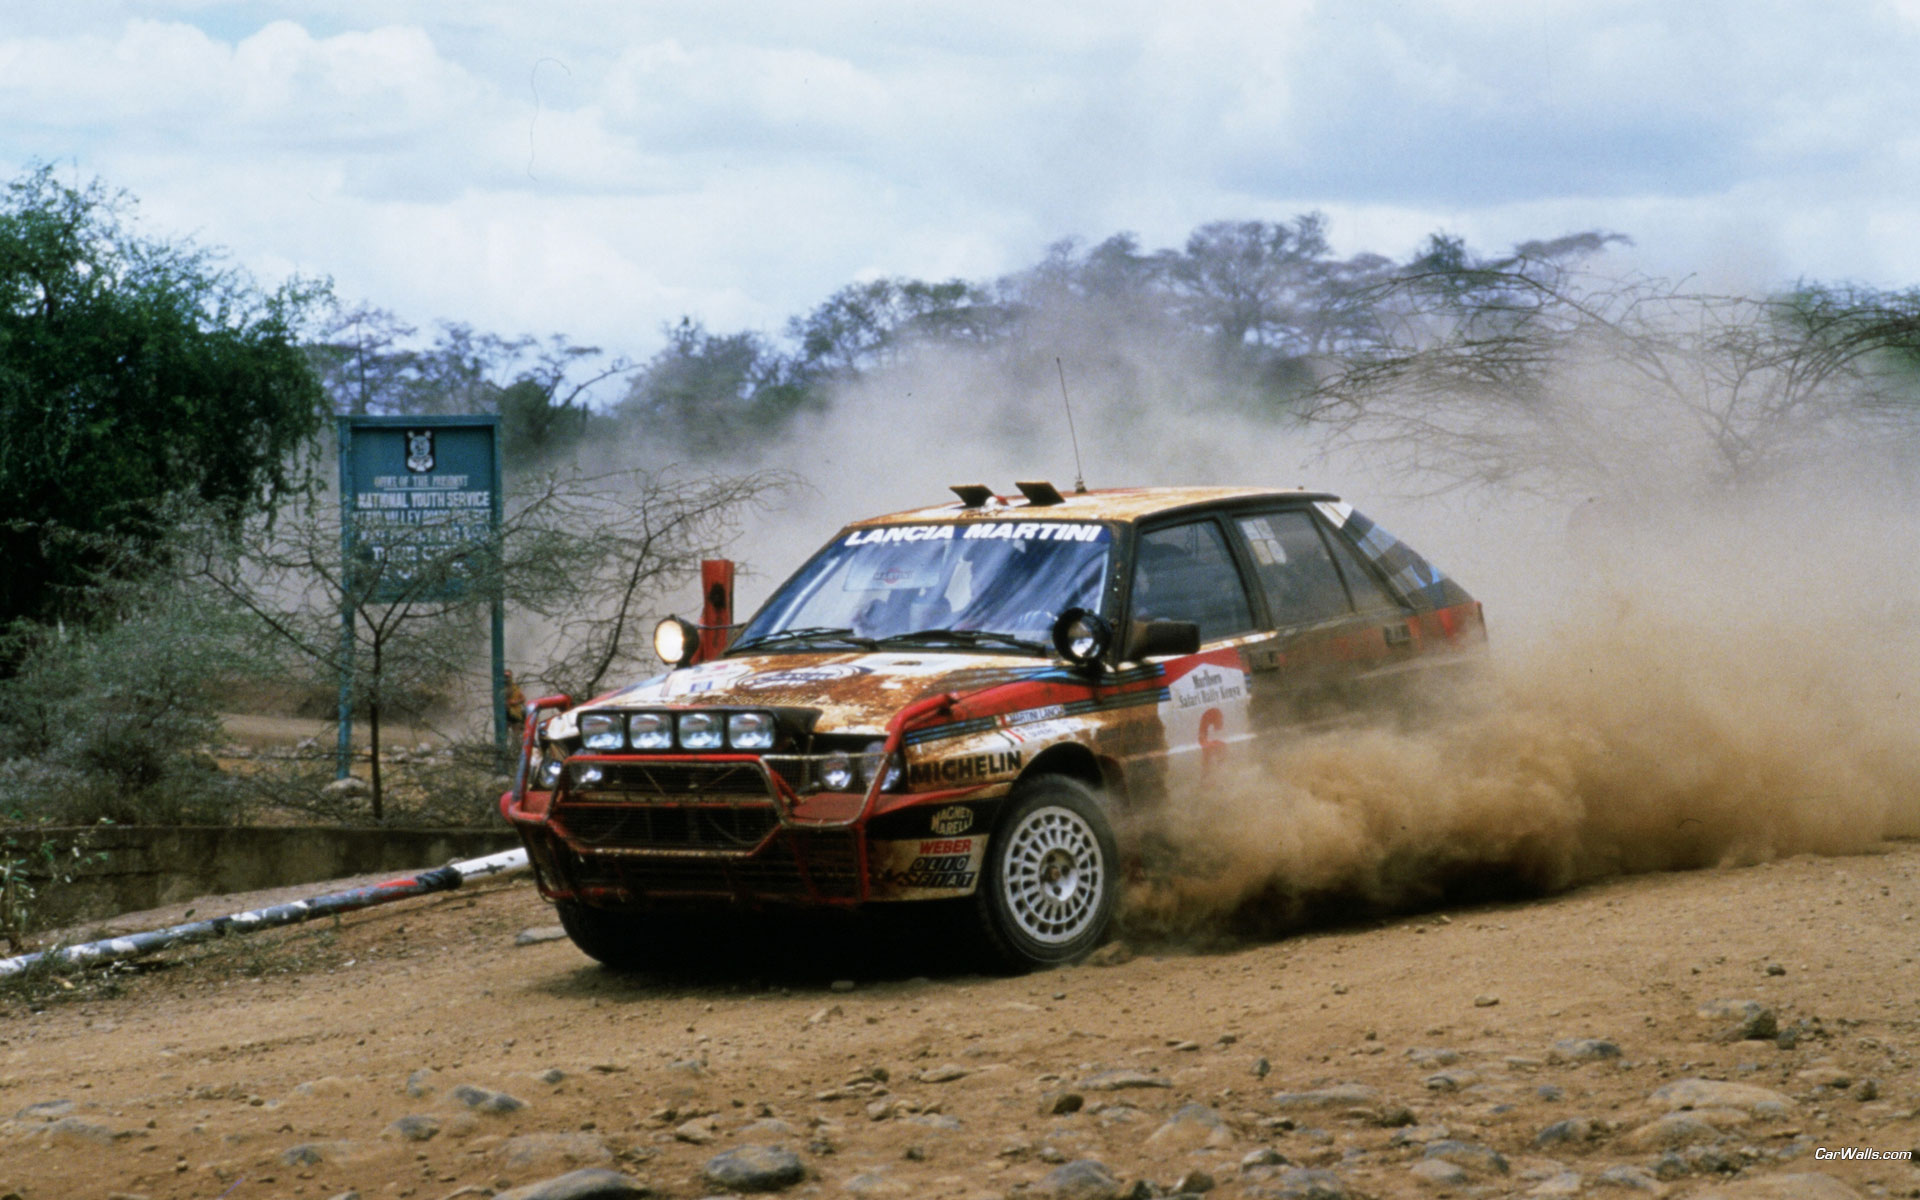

{"left": 1383, "top": 623, "right": 1413, "bottom": 648}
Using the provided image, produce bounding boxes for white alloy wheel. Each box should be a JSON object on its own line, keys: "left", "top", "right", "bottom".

{"left": 1001, "top": 804, "right": 1106, "bottom": 945}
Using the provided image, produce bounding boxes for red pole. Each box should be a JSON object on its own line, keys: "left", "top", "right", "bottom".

{"left": 697, "top": 559, "right": 736, "bottom": 664}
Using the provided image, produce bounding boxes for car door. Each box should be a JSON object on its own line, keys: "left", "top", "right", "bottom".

{"left": 1115, "top": 514, "right": 1265, "bottom": 799}
{"left": 1228, "top": 506, "right": 1414, "bottom": 729}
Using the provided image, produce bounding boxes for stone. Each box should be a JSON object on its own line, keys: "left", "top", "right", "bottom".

{"left": 493, "top": 1169, "right": 651, "bottom": 1200}
{"left": 1087, "top": 941, "right": 1134, "bottom": 967}
{"left": 738, "top": 1118, "right": 799, "bottom": 1138}
{"left": 1267, "top": 1084, "right": 1380, "bottom": 1110}
{"left": 843, "top": 1170, "right": 909, "bottom": 1198}
{"left": 495, "top": 1133, "right": 613, "bottom": 1169}
{"left": 1550, "top": 1038, "right": 1622, "bottom": 1063}
{"left": 704, "top": 1145, "right": 806, "bottom": 1193}
{"left": 1405, "top": 1047, "right": 1462, "bottom": 1067}
{"left": 386, "top": 1114, "right": 441, "bottom": 1142}
{"left": 405, "top": 1068, "right": 437, "bottom": 1098}
{"left": 1422, "top": 1140, "right": 1508, "bottom": 1175}
{"left": 1528, "top": 1173, "right": 1584, "bottom": 1198}
{"left": 675, "top": 1117, "right": 718, "bottom": 1144}
{"left": 1145, "top": 1102, "right": 1231, "bottom": 1151}
{"left": 1473, "top": 994, "right": 1500, "bottom": 1008}
{"left": 540, "top": 1068, "right": 568, "bottom": 1085}
{"left": 450, "top": 1083, "right": 527, "bottom": 1114}
{"left": 279, "top": 1143, "right": 328, "bottom": 1166}
{"left": 1040, "top": 1091, "right": 1085, "bottom": 1115}
{"left": 322, "top": 776, "right": 372, "bottom": 800}
{"left": 1032, "top": 1159, "right": 1123, "bottom": 1200}
{"left": 1533, "top": 1116, "right": 1596, "bottom": 1148}
{"left": 1389, "top": 1124, "right": 1450, "bottom": 1147}
{"left": 1696, "top": 999, "right": 1777, "bottom": 1042}
{"left": 516, "top": 925, "right": 569, "bottom": 946}
{"left": 1408, "top": 1159, "right": 1468, "bottom": 1186}
{"left": 39, "top": 1116, "right": 116, "bottom": 1145}
{"left": 1648, "top": 1078, "right": 1792, "bottom": 1117}
{"left": 14, "top": 1100, "right": 75, "bottom": 1121}
{"left": 1621, "top": 1111, "right": 1740, "bottom": 1151}
{"left": 1079, "top": 1069, "right": 1171, "bottom": 1091}
{"left": 1242, "top": 1167, "right": 1349, "bottom": 1199}
{"left": 1252, "top": 1056, "right": 1272, "bottom": 1078}
{"left": 1175, "top": 1168, "right": 1217, "bottom": 1193}
{"left": 1592, "top": 1164, "right": 1662, "bottom": 1191}
{"left": 913, "top": 1063, "right": 969, "bottom": 1083}
{"left": 1850, "top": 1078, "right": 1879, "bottom": 1102}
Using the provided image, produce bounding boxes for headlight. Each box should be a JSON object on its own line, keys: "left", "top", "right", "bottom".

{"left": 536, "top": 747, "right": 566, "bottom": 788}
{"left": 580, "top": 713, "right": 623, "bottom": 751}
{"left": 629, "top": 712, "right": 673, "bottom": 750}
{"left": 678, "top": 711, "right": 723, "bottom": 750}
{"left": 654, "top": 616, "right": 699, "bottom": 667}
{"left": 728, "top": 711, "right": 775, "bottom": 750}
{"left": 820, "top": 751, "right": 856, "bottom": 792}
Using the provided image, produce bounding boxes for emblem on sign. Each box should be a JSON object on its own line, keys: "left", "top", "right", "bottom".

{"left": 405, "top": 429, "right": 435, "bottom": 473}
{"left": 931, "top": 805, "right": 973, "bottom": 835}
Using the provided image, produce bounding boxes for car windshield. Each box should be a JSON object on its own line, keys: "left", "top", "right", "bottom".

{"left": 733, "top": 521, "right": 1113, "bottom": 653}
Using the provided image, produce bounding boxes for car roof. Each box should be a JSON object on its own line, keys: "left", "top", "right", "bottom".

{"left": 849, "top": 485, "right": 1341, "bottom": 527}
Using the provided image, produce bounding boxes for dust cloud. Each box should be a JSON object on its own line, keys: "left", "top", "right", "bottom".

{"left": 624, "top": 280, "right": 1920, "bottom": 937}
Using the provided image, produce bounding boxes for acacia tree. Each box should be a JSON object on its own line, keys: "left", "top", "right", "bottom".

{"left": 0, "top": 165, "right": 327, "bottom": 637}
{"left": 188, "top": 466, "right": 789, "bottom": 819}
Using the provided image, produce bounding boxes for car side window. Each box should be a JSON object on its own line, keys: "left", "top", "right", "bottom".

{"left": 1236, "top": 511, "right": 1354, "bottom": 626}
{"left": 1320, "top": 522, "right": 1404, "bottom": 612}
{"left": 1130, "top": 520, "right": 1255, "bottom": 641}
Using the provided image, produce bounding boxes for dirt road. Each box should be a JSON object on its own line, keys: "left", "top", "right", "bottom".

{"left": 2, "top": 842, "right": 1916, "bottom": 1200}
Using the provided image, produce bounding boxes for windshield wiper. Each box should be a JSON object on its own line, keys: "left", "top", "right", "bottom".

{"left": 731, "top": 626, "right": 877, "bottom": 653}
{"left": 874, "top": 628, "right": 1050, "bottom": 655}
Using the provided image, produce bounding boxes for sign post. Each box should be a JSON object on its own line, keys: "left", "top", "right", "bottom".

{"left": 336, "top": 415, "right": 506, "bottom": 779}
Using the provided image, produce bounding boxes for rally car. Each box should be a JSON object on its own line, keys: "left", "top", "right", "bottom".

{"left": 501, "top": 483, "right": 1485, "bottom": 972}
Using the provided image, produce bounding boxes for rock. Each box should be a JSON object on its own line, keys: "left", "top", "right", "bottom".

{"left": 1079, "top": 1069, "right": 1171, "bottom": 1091}
{"left": 1850, "top": 1078, "right": 1879, "bottom": 1101}
{"left": 675, "top": 1116, "right": 718, "bottom": 1144}
{"left": 738, "top": 1118, "right": 799, "bottom": 1138}
{"left": 1621, "top": 1111, "right": 1741, "bottom": 1151}
{"left": 1242, "top": 1167, "right": 1349, "bottom": 1199}
{"left": 1404, "top": 1047, "right": 1462, "bottom": 1067}
{"left": 321, "top": 776, "right": 372, "bottom": 800}
{"left": 405, "top": 1068, "right": 437, "bottom": 1098}
{"left": 1087, "top": 941, "right": 1134, "bottom": 967}
{"left": 279, "top": 1143, "right": 329, "bottom": 1166}
{"left": 1175, "top": 1167, "right": 1217, "bottom": 1193}
{"left": 1241, "top": 1147, "right": 1287, "bottom": 1169}
{"left": 15, "top": 1100, "right": 75, "bottom": 1121}
{"left": 1528, "top": 1172, "right": 1584, "bottom": 1198}
{"left": 450, "top": 1083, "right": 527, "bottom": 1114}
{"left": 703, "top": 1144, "right": 806, "bottom": 1193}
{"left": 1473, "top": 994, "right": 1499, "bottom": 1007}
{"left": 39, "top": 1116, "right": 116, "bottom": 1145}
{"left": 1648, "top": 1078, "right": 1792, "bottom": 1117}
{"left": 493, "top": 1168, "right": 651, "bottom": 1200}
{"left": 913, "top": 1063, "right": 969, "bottom": 1083}
{"left": 907, "top": 1113, "right": 962, "bottom": 1131}
{"left": 1687, "top": 1173, "right": 1862, "bottom": 1199}
{"left": 1550, "top": 1038, "right": 1622, "bottom": 1063}
{"left": 385, "top": 1114, "right": 440, "bottom": 1142}
{"left": 1390, "top": 1124, "right": 1450, "bottom": 1147}
{"left": 1040, "top": 1091, "right": 1085, "bottom": 1115}
{"left": 1268, "top": 1084, "right": 1380, "bottom": 1110}
{"left": 1697, "top": 999, "right": 1777, "bottom": 1041}
{"left": 1145, "top": 1102, "right": 1232, "bottom": 1151}
{"left": 1423, "top": 1070, "right": 1474, "bottom": 1092}
{"left": 1032, "top": 1158, "right": 1123, "bottom": 1200}
{"left": 1794, "top": 1065, "right": 1851, "bottom": 1089}
{"left": 1533, "top": 1116, "right": 1597, "bottom": 1148}
{"left": 1252, "top": 1056, "right": 1272, "bottom": 1078}
{"left": 1408, "top": 1159, "right": 1468, "bottom": 1187}
{"left": 540, "top": 1068, "right": 567, "bottom": 1085}
{"left": 1373, "top": 1104, "right": 1416, "bottom": 1128}
{"left": 1422, "top": 1139, "right": 1508, "bottom": 1175}
{"left": 516, "top": 925, "right": 569, "bottom": 946}
{"left": 1593, "top": 1163, "right": 1663, "bottom": 1191}
{"left": 829, "top": 979, "right": 856, "bottom": 992}
{"left": 495, "top": 1132, "right": 613, "bottom": 1169}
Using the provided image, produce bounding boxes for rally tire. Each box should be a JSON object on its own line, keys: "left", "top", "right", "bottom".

{"left": 970, "top": 775, "right": 1118, "bottom": 972}
{"left": 554, "top": 900, "right": 654, "bottom": 971}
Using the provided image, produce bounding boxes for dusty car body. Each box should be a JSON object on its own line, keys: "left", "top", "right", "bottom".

{"left": 501, "top": 484, "right": 1485, "bottom": 970}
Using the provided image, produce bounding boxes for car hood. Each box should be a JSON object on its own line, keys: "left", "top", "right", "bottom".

{"left": 547, "top": 650, "right": 1052, "bottom": 739}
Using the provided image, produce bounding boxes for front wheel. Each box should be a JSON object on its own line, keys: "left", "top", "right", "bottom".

{"left": 970, "top": 775, "right": 1118, "bottom": 971}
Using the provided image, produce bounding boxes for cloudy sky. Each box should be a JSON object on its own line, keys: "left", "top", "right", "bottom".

{"left": 5, "top": 1, "right": 1918, "bottom": 362}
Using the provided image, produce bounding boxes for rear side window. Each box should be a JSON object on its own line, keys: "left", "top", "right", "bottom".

{"left": 1130, "top": 520, "right": 1255, "bottom": 641}
{"left": 1235, "top": 511, "right": 1353, "bottom": 625}
{"left": 1322, "top": 526, "right": 1404, "bottom": 613}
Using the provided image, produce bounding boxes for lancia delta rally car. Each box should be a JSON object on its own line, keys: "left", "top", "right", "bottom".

{"left": 502, "top": 483, "right": 1485, "bottom": 972}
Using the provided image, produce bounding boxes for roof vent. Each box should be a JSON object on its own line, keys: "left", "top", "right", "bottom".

{"left": 950, "top": 484, "right": 995, "bottom": 508}
{"left": 1015, "top": 480, "right": 1066, "bottom": 507}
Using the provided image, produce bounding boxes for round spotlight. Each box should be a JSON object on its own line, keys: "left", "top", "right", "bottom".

{"left": 653, "top": 616, "right": 700, "bottom": 667}
{"left": 1051, "top": 607, "right": 1112, "bottom": 667}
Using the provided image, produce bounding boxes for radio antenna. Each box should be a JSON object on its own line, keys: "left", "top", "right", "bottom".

{"left": 1054, "top": 357, "right": 1087, "bottom": 494}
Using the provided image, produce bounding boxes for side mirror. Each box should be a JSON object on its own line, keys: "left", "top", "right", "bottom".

{"left": 1125, "top": 619, "right": 1200, "bottom": 660}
